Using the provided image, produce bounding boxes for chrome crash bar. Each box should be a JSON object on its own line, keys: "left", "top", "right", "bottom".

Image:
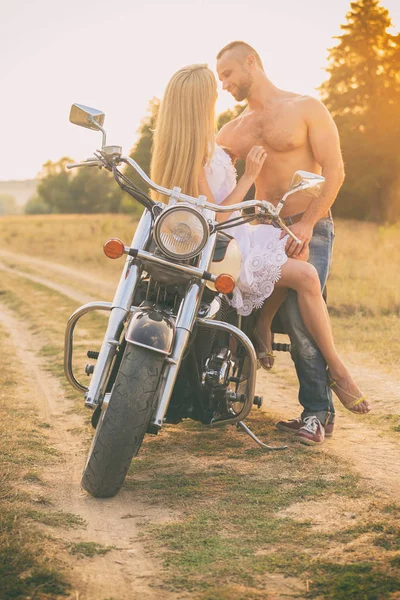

{"left": 64, "top": 301, "right": 112, "bottom": 393}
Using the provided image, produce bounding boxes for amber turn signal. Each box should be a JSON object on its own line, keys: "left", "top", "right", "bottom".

{"left": 103, "top": 238, "right": 125, "bottom": 259}
{"left": 214, "top": 273, "right": 235, "bottom": 294}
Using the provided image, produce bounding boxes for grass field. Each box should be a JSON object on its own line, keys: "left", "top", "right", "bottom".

{"left": 0, "top": 214, "right": 399, "bottom": 369}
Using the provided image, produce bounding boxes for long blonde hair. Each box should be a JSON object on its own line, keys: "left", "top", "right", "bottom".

{"left": 150, "top": 64, "right": 216, "bottom": 202}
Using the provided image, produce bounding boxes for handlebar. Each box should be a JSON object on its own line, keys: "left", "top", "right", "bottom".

{"left": 120, "top": 156, "right": 277, "bottom": 216}
{"left": 66, "top": 152, "right": 300, "bottom": 243}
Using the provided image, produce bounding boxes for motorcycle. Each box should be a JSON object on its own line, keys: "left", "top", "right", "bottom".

{"left": 64, "top": 103, "right": 325, "bottom": 498}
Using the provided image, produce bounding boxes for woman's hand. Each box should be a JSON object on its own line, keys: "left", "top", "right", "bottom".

{"left": 244, "top": 146, "right": 267, "bottom": 181}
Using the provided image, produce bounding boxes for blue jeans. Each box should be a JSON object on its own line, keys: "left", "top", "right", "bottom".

{"left": 278, "top": 216, "right": 335, "bottom": 425}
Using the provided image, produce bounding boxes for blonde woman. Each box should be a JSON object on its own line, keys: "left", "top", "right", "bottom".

{"left": 150, "top": 64, "right": 370, "bottom": 445}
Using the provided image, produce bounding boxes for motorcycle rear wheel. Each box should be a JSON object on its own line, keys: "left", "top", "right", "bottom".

{"left": 81, "top": 344, "right": 164, "bottom": 498}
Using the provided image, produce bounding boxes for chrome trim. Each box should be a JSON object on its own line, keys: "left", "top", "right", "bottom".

{"left": 121, "top": 156, "right": 277, "bottom": 217}
{"left": 120, "top": 157, "right": 304, "bottom": 244}
{"left": 199, "top": 296, "right": 221, "bottom": 320}
{"left": 88, "top": 115, "right": 107, "bottom": 147}
{"left": 102, "top": 392, "right": 111, "bottom": 409}
{"left": 131, "top": 248, "right": 218, "bottom": 282}
{"left": 126, "top": 340, "right": 170, "bottom": 355}
{"left": 64, "top": 301, "right": 112, "bottom": 393}
{"left": 196, "top": 318, "right": 257, "bottom": 426}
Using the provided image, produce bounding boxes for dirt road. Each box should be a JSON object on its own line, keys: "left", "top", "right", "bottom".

{"left": 1, "top": 250, "right": 399, "bottom": 599}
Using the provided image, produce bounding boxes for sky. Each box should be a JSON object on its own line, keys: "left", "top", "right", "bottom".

{"left": 1, "top": 0, "right": 399, "bottom": 181}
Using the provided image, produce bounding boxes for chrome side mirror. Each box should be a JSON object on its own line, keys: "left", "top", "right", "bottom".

{"left": 69, "top": 103, "right": 106, "bottom": 146}
{"left": 275, "top": 170, "right": 326, "bottom": 215}
{"left": 290, "top": 170, "right": 325, "bottom": 197}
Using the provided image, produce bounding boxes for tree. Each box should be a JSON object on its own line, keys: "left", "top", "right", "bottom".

{"left": 125, "top": 99, "right": 159, "bottom": 194}
{"left": 320, "top": 0, "right": 400, "bottom": 222}
{"left": 113, "top": 98, "right": 160, "bottom": 214}
{"left": 216, "top": 103, "right": 246, "bottom": 130}
{"left": 33, "top": 157, "right": 73, "bottom": 213}
{"left": 69, "top": 167, "right": 122, "bottom": 213}
{"left": 26, "top": 157, "right": 123, "bottom": 214}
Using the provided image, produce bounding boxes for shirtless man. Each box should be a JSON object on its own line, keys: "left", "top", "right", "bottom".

{"left": 216, "top": 40, "right": 345, "bottom": 444}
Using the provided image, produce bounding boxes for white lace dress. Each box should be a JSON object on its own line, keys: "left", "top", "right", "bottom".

{"left": 205, "top": 145, "right": 288, "bottom": 316}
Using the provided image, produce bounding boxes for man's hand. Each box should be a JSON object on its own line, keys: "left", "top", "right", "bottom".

{"left": 281, "top": 221, "right": 314, "bottom": 258}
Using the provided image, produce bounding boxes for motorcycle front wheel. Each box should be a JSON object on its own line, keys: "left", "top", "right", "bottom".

{"left": 81, "top": 345, "right": 164, "bottom": 498}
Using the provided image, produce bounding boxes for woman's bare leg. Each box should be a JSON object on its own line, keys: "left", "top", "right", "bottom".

{"left": 255, "top": 288, "right": 287, "bottom": 370}
{"left": 254, "top": 288, "right": 287, "bottom": 369}
{"left": 273, "top": 258, "right": 370, "bottom": 414}
{"left": 254, "top": 249, "right": 307, "bottom": 369}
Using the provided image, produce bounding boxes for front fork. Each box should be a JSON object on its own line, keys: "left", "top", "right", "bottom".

{"left": 149, "top": 227, "right": 216, "bottom": 429}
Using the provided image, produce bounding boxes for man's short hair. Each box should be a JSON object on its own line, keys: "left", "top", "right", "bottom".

{"left": 216, "top": 41, "right": 264, "bottom": 70}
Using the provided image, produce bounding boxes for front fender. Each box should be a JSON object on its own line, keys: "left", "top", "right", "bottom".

{"left": 125, "top": 307, "right": 175, "bottom": 355}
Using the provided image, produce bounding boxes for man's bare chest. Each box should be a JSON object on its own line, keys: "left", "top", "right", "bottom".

{"left": 228, "top": 110, "right": 307, "bottom": 157}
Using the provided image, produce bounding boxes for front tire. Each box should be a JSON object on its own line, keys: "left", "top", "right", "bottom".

{"left": 81, "top": 345, "right": 164, "bottom": 498}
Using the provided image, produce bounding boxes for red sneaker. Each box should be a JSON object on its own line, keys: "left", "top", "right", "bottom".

{"left": 296, "top": 416, "right": 325, "bottom": 446}
{"left": 276, "top": 416, "right": 334, "bottom": 438}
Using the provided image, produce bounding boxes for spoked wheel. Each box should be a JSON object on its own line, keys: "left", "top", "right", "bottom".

{"left": 81, "top": 345, "right": 164, "bottom": 498}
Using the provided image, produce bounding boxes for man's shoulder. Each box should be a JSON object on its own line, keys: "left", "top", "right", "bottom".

{"left": 283, "top": 93, "right": 324, "bottom": 110}
{"left": 286, "top": 94, "right": 329, "bottom": 117}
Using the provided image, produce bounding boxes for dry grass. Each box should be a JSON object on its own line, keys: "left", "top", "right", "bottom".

{"left": 0, "top": 213, "right": 139, "bottom": 280}
{"left": 0, "top": 324, "right": 70, "bottom": 599}
{"left": 326, "top": 219, "right": 400, "bottom": 371}
{"left": 329, "top": 219, "right": 400, "bottom": 317}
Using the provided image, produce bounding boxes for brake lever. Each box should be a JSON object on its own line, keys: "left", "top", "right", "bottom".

{"left": 258, "top": 202, "right": 301, "bottom": 245}
{"left": 274, "top": 216, "right": 302, "bottom": 244}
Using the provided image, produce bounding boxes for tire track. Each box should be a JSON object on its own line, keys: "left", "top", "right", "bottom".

{"left": 0, "top": 261, "right": 95, "bottom": 304}
{"left": 0, "top": 248, "right": 115, "bottom": 299}
{"left": 0, "top": 303, "right": 182, "bottom": 600}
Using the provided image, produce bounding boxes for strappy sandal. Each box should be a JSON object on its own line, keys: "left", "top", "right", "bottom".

{"left": 327, "top": 371, "right": 371, "bottom": 414}
{"left": 253, "top": 330, "right": 275, "bottom": 371}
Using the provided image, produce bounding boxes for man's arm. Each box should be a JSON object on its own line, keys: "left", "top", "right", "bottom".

{"left": 216, "top": 120, "right": 236, "bottom": 151}
{"left": 284, "top": 98, "right": 345, "bottom": 257}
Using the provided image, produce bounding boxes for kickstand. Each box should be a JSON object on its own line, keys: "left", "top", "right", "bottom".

{"left": 237, "top": 420, "right": 288, "bottom": 451}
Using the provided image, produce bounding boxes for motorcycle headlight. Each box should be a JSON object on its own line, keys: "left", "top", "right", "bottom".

{"left": 154, "top": 205, "right": 209, "bottom": 260}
